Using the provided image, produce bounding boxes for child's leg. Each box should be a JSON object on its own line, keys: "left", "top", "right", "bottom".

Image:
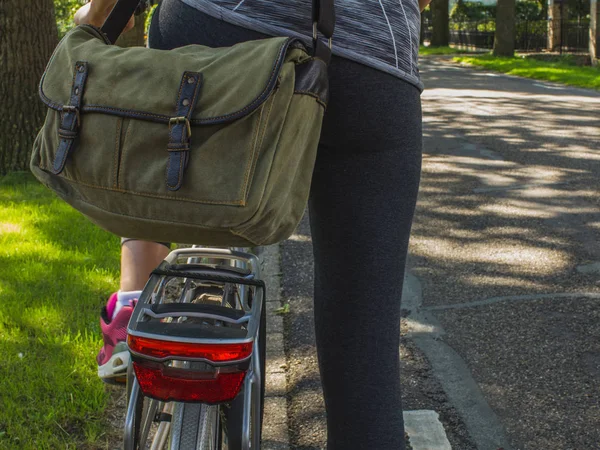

{"left": 97, "top": 239, "right": 171, "bottom": 382}
{"left": 120, "top": 239, "right": 171, "bottom": 291}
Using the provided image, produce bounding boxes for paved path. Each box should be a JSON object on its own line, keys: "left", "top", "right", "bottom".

{"left": 273, "top": 57, "right": 600, "bottom": 449}
{"left": 410, "top": 56, "right": 600, "bottom": 450}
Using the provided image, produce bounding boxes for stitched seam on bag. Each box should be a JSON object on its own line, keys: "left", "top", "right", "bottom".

{"left": 257, "top": 94, "right": 276, "bottom": 153}
{"left": 54, "top": 63, "right": 81, "bottom": 174}
{"left": 242, "top": 93, "right": 276, "bottom": 204}
{"left": 113, "top": 118, "right": 123, "bottom": 189}
{"left": 39, "top": 39, "right": 293, "bottom": 126}
{"left": 90, "top": 105, "right": 171, "bottom": 122}
{"left": 192, "top": 39, "right": 289, "bottom": 124}
{"left": 68, "top": 64, "right": 79, "bottom": 99}
{"left": 38, "top": 27, "right": 102, "bottom": 110}
{"left": 230, "top": 228, "right": 260, "bottom": 246}
{"left": 176, "top": 152, "right": 184, "bottom": 189}
{"left": 38, "top": 27, "right": 89, "bottom": 110}
{"left": 55, "top": 141, "right": 70, "bottom": 173}
{"left": 239, "top": 101, "right": 266, "bottom": 204}
{"left": 38, "top": 163, "right": 246, "bottom": 206}
{"left": 232, "top": 77, "right": 298, "bottom": 236}
{"left": 165, "top": 134, "right": 178, "bottom": 190}
{"left": 187, "top": 73, "right": 203, "bottom": 125}
{"left": 167, "top": 73, "right": 202, "bottom": 190}
{"left": 121, "top": 119, "right": 134, "bottom": 189}
{"left": 166, "top": 118, "right": 176, "bottom": 190}
{"left": 294, "top": 91, "right": 327, "bottom": 109}
{"left": 242, "top": 103, "right": 265, "bottom": 198}
{"left": 45, "top": 188, "right": 238, "bottom": 231}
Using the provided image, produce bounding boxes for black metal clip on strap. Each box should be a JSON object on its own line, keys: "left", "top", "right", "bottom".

{"left": 101, "top": 0, "right": 335, "bottom": 63}
{"left": 312, "top": 0, "right": 335, "bottom": 64}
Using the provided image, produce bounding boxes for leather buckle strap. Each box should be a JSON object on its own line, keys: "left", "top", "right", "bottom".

{"left": 168, "top": 117, "right": 192, "bottom": 138}
{"left": 52, "top": 61, "right": 88, "bottom": 175}
{"left": 165, "top": 72, "right": 203, "bottom": 191}
{"left": 62, "top": 105, "right": 81, "bottom": 127}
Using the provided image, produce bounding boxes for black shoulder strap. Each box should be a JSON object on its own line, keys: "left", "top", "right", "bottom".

{"left": 101, "top": 0, "right": 142, "bottom": 45}
{"left": 101, "top": 0, "right": 335, "bottom": 60}
{"left": 312, "top": 0, "right": 335, "bottom": 39}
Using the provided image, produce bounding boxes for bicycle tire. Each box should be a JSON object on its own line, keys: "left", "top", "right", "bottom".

{"left": 169, "top": 302, "right": 266, "bottom": 450}
{"left": 170, "top": 403, "right": 220, "bottom": 450}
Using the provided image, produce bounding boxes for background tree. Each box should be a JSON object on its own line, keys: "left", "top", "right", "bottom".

{"left": 54, "top": 0, "right": 82, "bottom": 38}
{"left": 431, "top": 0, "right": 450, "bottom": 46}
{"left": 420, "top": 5, "right": 429, "bottom": 45}
{"left": 493, "top": 0, "right": 516, "bottom": 56}
{"left": 0, "top": 0, "right": 58, "bottom": 174}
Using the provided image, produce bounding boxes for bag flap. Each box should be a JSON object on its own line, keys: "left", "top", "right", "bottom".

{"left": 39, "top": 25, "right": 305, "bottom": 125}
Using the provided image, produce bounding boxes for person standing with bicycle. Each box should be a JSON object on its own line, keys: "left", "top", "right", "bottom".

{"left": 76, "top": 0, "right": 431, "bottom": 447}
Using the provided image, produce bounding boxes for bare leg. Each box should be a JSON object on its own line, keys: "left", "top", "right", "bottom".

{"left": 120, "top": 240, "right": 171, "bottom": 291}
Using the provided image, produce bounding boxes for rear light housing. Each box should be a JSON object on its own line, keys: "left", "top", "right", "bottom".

{"left": 133, "top": 361, "right": 247, "bottom": 404}
{"left": 128, "top": 336, "right": 253, "bottom": 404}
{"left": 128, "top": 335, "right": 253, "bottom": 362}
{"left": 125, "top": 252, "right": 265, "bottom": 404}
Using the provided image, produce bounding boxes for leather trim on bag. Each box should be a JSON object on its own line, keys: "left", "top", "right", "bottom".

{"left": 37, "top": 30, "right": 296, "bottom": 127}
{"left": 52, "top": 61, "right": 89, "bottom": 174}
{"left": 166, "top": 72, "right": 203, "bottom": 191}
{"left": 294, "top": 58, "right": 329, "bottom": 107}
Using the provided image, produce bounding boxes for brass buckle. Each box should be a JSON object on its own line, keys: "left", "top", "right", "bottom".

{"left": 169, "top": 116, "right": 192, "bottom": 138}
{"left": 62, "top": 105, "right": 80, "bottom": 127}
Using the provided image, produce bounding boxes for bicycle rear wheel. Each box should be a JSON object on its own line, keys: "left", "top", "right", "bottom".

{"left": 168, "top": 299, "right": 266, "bottom": 450}
{"left": 169, "top": 403, "right": 220, "bottom": 450}
{"left": 124, "top": 247, "right": 265, "bottom": 450}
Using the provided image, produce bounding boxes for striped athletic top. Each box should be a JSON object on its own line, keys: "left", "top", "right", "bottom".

{"left": 179, "top": 0, "right": 424, "bottom": 93}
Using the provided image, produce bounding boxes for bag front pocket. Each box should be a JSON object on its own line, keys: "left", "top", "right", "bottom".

{"left": 118, "top": 97, "right": 275, "bottom": 206}
{"left": 35, "top": 111, "right": 122, "bottom": 191}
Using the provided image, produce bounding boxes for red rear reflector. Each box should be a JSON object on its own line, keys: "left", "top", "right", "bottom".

{"left": 128, "top": 335, "right": 252, "bottom": 362}
{"left": 133, "top": 362, "right": 246, "bottom": 403}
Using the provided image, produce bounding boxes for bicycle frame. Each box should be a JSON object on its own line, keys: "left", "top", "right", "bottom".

{"left": 123, "top": 247, "right": 264, "bottom": 450}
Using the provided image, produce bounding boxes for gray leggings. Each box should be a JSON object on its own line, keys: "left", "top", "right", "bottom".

{"left": 149, "top": 2, "right": 422, "bottom": 448}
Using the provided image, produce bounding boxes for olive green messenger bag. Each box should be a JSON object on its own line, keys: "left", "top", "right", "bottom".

{"left": 31, "top": 0, "right": 335, "bottom": 246}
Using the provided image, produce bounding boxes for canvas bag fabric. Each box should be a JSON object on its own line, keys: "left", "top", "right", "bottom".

{"left": 30, "top": 0, "right": 334, "bottom": 246}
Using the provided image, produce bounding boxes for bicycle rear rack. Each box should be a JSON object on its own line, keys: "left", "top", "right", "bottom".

{"left": 123, "top": 247, "right": 264, "bottom": 450}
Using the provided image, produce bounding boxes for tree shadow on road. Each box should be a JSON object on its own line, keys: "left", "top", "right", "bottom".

{"left": 415, "top": 58, "right": 600, "bottom": 303}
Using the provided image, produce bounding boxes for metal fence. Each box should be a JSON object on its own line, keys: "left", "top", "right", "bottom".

{"left": 559, "top": 19, "right": 590, "bottom": 52}
{"left": 516, "top": 20, "right": 551, "bottom": 51}
{"left": 423, "top": 19, "right": 590, "bottom": 53}
{"left": 449, "top": 21, "right": 495, "bottom": 49}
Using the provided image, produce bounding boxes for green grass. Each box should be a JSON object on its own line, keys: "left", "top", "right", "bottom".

{"left": 452, "top": 53, "right": 600, "bottom": 90}
{"left": 419, "top": 45, "right": 469, "bottom": 56}
{"left": 0, "top": 172, "right": 121, "bottom": 449}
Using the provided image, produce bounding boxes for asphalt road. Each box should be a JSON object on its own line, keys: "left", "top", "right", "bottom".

{"left": 279, "top": 57, "right": 600, "bottom": 449}
{"left": 412, "top": 56, "right": 600, "bottom": 450}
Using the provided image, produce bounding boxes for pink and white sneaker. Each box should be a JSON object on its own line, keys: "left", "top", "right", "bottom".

{"left": 97, "top": 292, "right": 137, "bottom": 384}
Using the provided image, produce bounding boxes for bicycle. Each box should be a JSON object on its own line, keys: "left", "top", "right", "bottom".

{"left": 122, "top": 246, "right": 267, "bottom": 450}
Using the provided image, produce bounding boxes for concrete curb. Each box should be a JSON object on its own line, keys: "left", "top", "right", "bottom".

{"left": 259, "top": 244, "right": 290, "bottom": 450}
{"left": 404, "top": 410, "right": 452, "bottom": 450}
{"left": 403, "top": 271, "right": 513, "bottom": 450}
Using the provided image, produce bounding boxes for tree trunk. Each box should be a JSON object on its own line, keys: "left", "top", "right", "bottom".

{"left": 420, "top": 11, "right": 427, "bottom": 45}
{"left": 0, "top": 0, "right": 57, "bottom": 175}
{"left": 431, "top": 0, "right": 450, "bottom": 46}
{"left": 116, "top": 11, "right": 147, "bottom": 47}
{"left": 493, "top": 0, "right": 516, "bottom": 56}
